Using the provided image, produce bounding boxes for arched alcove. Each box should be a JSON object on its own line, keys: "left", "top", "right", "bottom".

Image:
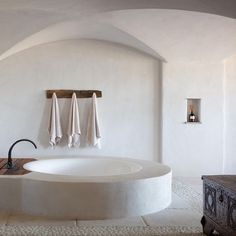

{"left": 0, "top": 39, "right": 163, "bottom": 162}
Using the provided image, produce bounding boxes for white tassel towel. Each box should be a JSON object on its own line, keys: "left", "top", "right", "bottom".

{"left": 67, "top": 92, "right": 81, "bottom": 147}
{"left": 48, "top": 92, "right": 62, "bottom": 147}
{"left": 87, "top": 93, "right": 101, "bottom": 148}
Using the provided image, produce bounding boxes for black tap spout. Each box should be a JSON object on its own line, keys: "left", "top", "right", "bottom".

{"left": 7, "top": 139, "right": 37, "bottom": 169}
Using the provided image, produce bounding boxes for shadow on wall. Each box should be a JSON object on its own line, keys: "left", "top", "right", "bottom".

{"left": 156, "top": 61, "right": 163, "bottom": 163}
{"left": 37, "top": 98, "right": 50, "bottom": 148}
{"left": 149, "top": 60, "right": 163, "bottom": 163}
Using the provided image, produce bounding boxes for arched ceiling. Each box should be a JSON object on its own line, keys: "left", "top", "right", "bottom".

{"left": 1, "top": 0, "right": 236, "bottom": 19}
{"left": 0, "top": 1, "right": 236, "bottom": 62}
{"left": 0, "top": 20, "right": 166, "bottom": 62}
{"left": 109, "top": 10, "right": 236, "bottom": 62}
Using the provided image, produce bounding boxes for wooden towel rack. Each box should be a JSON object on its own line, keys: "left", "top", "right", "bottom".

{"left": 46, "top": 90, "right": 102, "bottom": 99}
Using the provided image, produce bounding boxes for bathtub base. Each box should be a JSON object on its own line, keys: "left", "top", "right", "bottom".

{"left": 0, "top": 176, "right": 171, "bottom": 219}
{"left": 22, "top": 176, "right": 171, "bottom": 219}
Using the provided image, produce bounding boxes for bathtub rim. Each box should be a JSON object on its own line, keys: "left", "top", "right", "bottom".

{"left": 20, "top": 156, "right": 172, "bottom": 183}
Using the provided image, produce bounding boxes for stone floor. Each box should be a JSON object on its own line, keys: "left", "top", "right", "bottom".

{"left": 0, "top": 177, "right": 203, "bottom": 229}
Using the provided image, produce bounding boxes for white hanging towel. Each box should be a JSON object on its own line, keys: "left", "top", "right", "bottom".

{"left": 67, "top": 92, "right": 81, "bottom": 147}
{"left": 48, "top": 92, "right": 62, "bottom": 147}
{"left": 87, "top": 93, "right": 101, "bottom": 148}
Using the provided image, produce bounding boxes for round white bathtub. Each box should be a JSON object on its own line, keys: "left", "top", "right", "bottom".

{"left": 7, "top": 157, "right": 172, "bottom": 219}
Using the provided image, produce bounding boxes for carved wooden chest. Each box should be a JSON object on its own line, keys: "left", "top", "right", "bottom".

{"left": 201, "top": 175, "right": 236, "bottom": 236}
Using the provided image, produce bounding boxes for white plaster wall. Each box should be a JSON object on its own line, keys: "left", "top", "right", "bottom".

{"left": 224, "top": 55, "right": 236, "bottom": 174}
{"left": 0, "top": 39, "right": 161, "bottom": 161}
{"left": 162, "top": 62, "right": 224, "bottom": 176}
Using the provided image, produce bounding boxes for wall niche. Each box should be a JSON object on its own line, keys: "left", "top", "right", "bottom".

{"left": 186, "top": 98, "right": 201, "bottom": 123}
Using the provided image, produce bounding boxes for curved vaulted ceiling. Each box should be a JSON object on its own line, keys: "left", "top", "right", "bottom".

{"left": 109, "top": 9, "right": 236, "bottom": 62}
{"left": 1, "top": 0, "right": 236, "bottom": 19}
{"left": 0, "top": 1, "right": 236, "bottom": 62}
{"left": 0, "top": 20, "right": 166, "bottom": 62}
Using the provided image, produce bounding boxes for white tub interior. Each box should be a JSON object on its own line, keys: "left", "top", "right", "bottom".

{"left": 23, "top": 158, "right": 143, "bottom": 177}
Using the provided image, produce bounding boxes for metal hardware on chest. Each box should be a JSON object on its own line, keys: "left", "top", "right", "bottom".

{"left": 228, "top": 197, "right": 236, "bottom": 230}
{"left": 218, "top": 190, "right": 224, "bottom": 203}
{"left": 205, "top": 184, "right": 216, "bottom": 217}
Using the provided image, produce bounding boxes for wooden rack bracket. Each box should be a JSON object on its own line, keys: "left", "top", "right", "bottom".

{"left": 46, "top": 90, "right": 102, "bottom": 99}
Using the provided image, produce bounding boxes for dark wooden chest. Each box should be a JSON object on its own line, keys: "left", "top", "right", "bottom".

{"left": 201, "top": 175, "right": 236, "bottom": 236}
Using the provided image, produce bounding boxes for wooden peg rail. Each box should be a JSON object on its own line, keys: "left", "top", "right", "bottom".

{"left": 46, "top": 90, "right": 102, "bottom": 99}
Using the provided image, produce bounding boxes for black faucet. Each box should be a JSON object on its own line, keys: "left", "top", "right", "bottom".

{"left": 7, "top": 139, "right": 37, "bottom": 169}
